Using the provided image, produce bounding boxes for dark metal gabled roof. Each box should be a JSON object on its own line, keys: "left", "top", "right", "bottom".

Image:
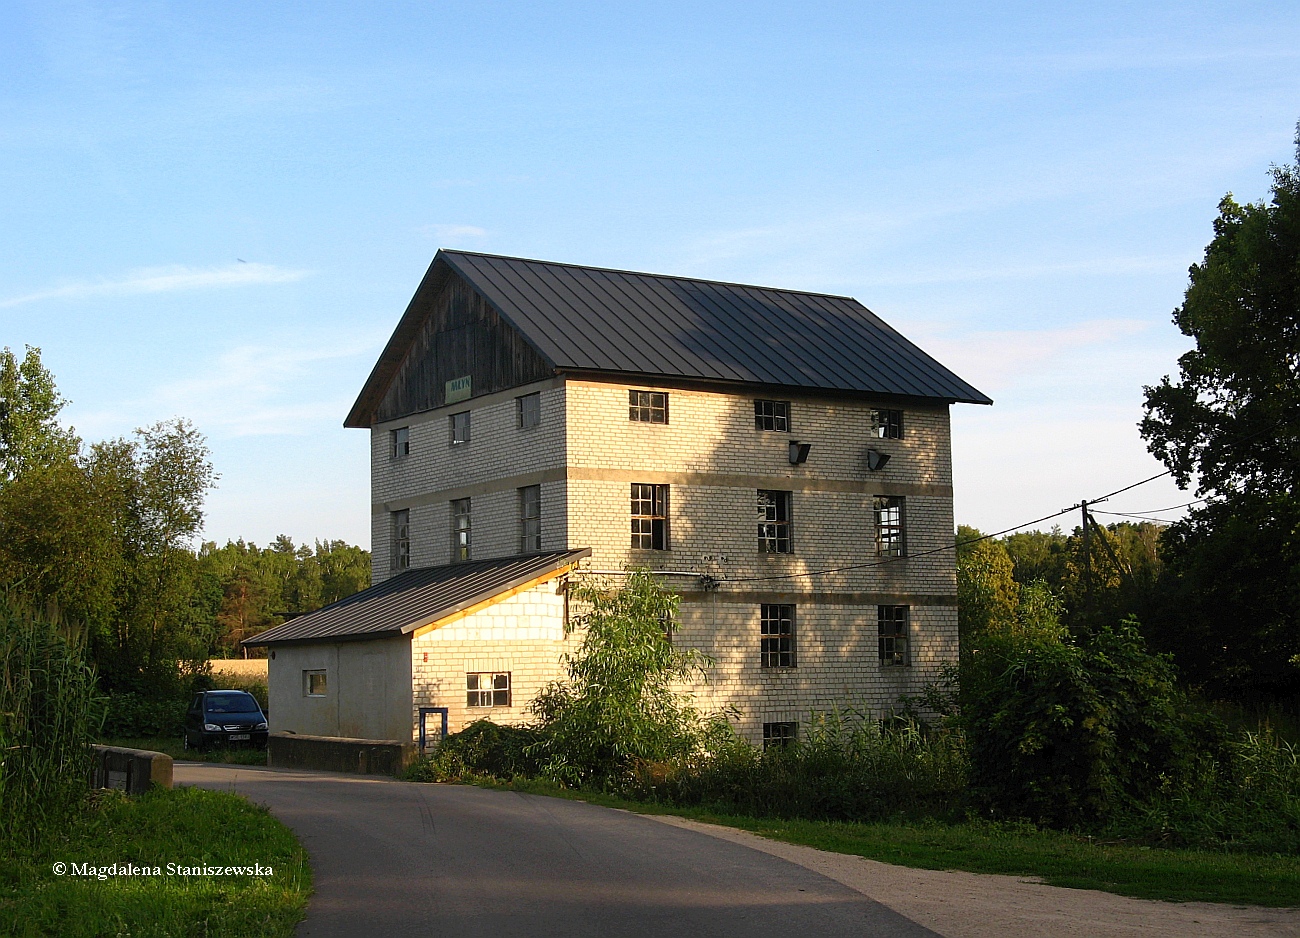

{"left": 242, "top": 549, "right": 590, "bottom": 647}
{"left": 346, "top": 251, "right": 990, "bottom": 427}
{"left": 441, "top": 251, "right": 990, "bottom": 404}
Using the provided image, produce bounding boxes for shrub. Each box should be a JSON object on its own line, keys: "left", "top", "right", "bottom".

{"left": 100, "top": 691, "right": 188, "bottom": 738}
{"left": 528, "top": 570, "right": 715, "bottom": 787}
{"left": 405, "top": 720, "right": 545, "bottom": 782}
{"left": 960, "top": 615, "right": 1198, "bottom": 826}
{"left": 0, "top": 597, "right": 102, "bottom": 846}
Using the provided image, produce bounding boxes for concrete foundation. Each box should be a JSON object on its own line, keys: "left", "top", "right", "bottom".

{"left": 268, "top": 732, "right": 416, "bottom": 776}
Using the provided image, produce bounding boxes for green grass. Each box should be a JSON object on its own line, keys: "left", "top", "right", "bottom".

{"left": 0, "top": 785, "right": 311, "bottom": 937}
{"left": 435, "top": 775, "right": 1300, "bottom": 908}
{"left": 101, "top": 736, "right": 269, "bottom": 766}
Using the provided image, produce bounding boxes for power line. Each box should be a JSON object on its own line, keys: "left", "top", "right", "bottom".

{"left": 719, "top": 468, "right": 1176, "bottom": 585}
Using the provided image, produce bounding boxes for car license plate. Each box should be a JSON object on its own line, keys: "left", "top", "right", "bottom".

{"left": 230, "top": 734, "right": 250, "bottom": 741}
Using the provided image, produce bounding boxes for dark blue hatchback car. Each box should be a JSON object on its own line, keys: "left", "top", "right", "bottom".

{"left": 183, "top": 690, "right": 269, "bottom": 751}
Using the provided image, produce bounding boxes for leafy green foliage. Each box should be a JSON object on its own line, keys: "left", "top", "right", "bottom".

{"left": 959, "top": 616, "right": 1207, "bottom": 827}
{"left": 0, "top": 345, "right": 78, "bottom": 484}
{"left": 955, "top": 526, "right": 1018, "bottom": 641}
{"left": 404, "top": 720, "right": 544, "bottom": 782}
{"left": 0, "top": 596, "right": 102, "bottom": 848}
{"left": 528, "top": 570, "right": 716, "bottom": 787}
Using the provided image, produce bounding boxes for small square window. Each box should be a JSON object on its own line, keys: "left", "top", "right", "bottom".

{"left": 631, "top": 483, "right": 670, "bottom": 550}
{"left": 467, "top": 672, "right": 511, "bottom": 708}
{"left": 303, "top": 670, "right": 327, "bottom": 697}
{"left": 449, "top": 411, "right": 471, "bottom": 445}
{"left": 760, "top": 604, "right": 796, "bottom": 668}
{"left": 391, "top": 509, "right": 410, "bottom": 571}
{"left": 872, "top": 409, "right": 904, "bottom": 439}
{"left": 451, "top": 498, "right": 472, "bottom": 562}
{"left": 390, "top": 426, "right": 410, "bottom": 459}
{"left": 763, "top": 721, "right": 797, "bottom": 749}
{"left": 517, "top": 393, "right": 541, "bottom": 429}
{"left": 629, "top": 390, "right": 668, "bottom": 424}
{"left": 519, "top": 485, "right": 541, "bottom": 553}
{"left": 878, "top": 605, "right": 910, "bottom": 667}
{"left": 874, "top": 496, "right": 906, "bottom": 558}
{"left": 757, "top": 490, "right": 792, "bottom": 553}
{"left": 754, "top": 400, "right": 790, "bottom": 432}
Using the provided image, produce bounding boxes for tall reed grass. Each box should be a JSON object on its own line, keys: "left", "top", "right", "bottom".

{"left": 0, "top": 597, "right": 102, "bottom": 847}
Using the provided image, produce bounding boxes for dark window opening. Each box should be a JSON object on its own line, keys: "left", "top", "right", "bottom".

{"left": 629, "top": 390, "right": 668, "bottom": 424}
{"left": 878, "top": 605, "right": 910, "bottom": 667}
{"left": 451, "top": 498, "right": 472, "bottom": 562}
{"left": 874, "top": 495, "right": 906, "bottom": 558}
{"left": 872, "top": 408, "right": 904, "bottom": 439}
{"left": 517, "top": 393, "right": 541, "bottom": 429}
{"left": 450, "top": 411, "right": 471, "bottom": 445}
{"left": 391, "top": 426, "right": 410, "bottom": 458}
{"left": 757, "top": 490, "right": 793, "bottom": 553}
{"left": 754, "top": 400, "right": 791, "bottom": 431}
{"left": 391, "top": 509, "right": 410, "bottom": 571}
{"left": 631, "top": 483, "right": 670, "bottom": 550}
{"left": 760, "top": 603, "right": 796, "bottom": 668}
{"left": 763, "top": 721, "right": 797, "bottom": 749}
{"left": 519, "top": 485, "right": 541, "bottom": 552}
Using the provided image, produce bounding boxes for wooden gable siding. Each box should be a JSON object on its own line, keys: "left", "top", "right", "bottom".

{"left": 375, "top": 270, "right": 554, "bottom": 424}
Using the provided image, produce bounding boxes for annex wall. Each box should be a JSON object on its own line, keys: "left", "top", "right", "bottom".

{"left": 268, "top": 636, "right": 413, "bottom": 741}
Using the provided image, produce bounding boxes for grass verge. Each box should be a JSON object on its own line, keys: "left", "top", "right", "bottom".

{"left": 101, "top": 736, "right": 268, "bottom": 766}
{"left": 0, "top": 785, "right": 310, "bottom": 938}
{"left": 430, "top": 774, "right": 1300, "bottom": 908}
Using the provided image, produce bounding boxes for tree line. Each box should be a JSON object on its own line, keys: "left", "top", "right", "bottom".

{"left": 0, "top": 346, "right": 368, "bottom": 701}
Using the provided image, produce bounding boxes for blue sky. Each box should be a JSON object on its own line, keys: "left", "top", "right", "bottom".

{"left": 2, "top": 2, "right": 1297, "bottom": 549}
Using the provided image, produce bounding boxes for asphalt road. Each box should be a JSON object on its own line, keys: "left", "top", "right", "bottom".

{"left": 176, "top": 763, "right": 939, "bottom": 938}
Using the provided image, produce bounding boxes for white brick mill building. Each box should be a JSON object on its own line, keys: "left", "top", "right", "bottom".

{"left": 246, "top": 251, "right": 990, "bottom": 750}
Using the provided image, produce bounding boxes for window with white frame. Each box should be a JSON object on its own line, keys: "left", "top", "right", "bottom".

{"left": 874, "top": 495, "right": 905, "bottom": 557}
{"left": 519, "top": 485, "right": 541, "bottom": 552}
{"left": 390, "top": 426, "right": 410, "bottom": 459}
{"left": 878, "top": 605, "right": 909, "bottom": 666}
{"left": 451, "top": 498, "right": 471, "bottom": 562}
{"left": 630, "top": 483, "right": 670, "bottom": 550}
{"left": 754, "top": 400, "right": 790, "bottom": 431}
{"left": 466, "top": 672, "right": 511, "bottom": 708}
{"left": 760, "top": 604, "right": 796, "bottom": 668}
{"left": 449, "top": 410, "right": 471, "bottom": 445}
{"left": 517, "top": 392, "right": 541, "bottom": 429}
{"left": 757, "top": 490, "right": 792, "bottom": 553}
{"left": 629, "top": 389, "right": 668, "bottom": 424}
{"left": 391, "top": 509, "right": 410, "bottom": 571}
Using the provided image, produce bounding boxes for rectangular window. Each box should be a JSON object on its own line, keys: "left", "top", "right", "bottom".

{"left": 760, "top": 604, "right": 796, "bottom": 668}
{"left": 872, "top": 408, "right": 904, "bottom": 439}
{"left": 390, "top": 426, "right": 410, "bottom": 459}
{"left": 874, "top": 495, "right": 906, "bottom": 557}
{"left": 391, "top": 509, "right": 410, "bottom": 571}
{"left": 763, "top": 721, "right": 797, "bottom": 749}
{"left": 878, "top": 605, "right": 910, "bottom": 667}
{"left": 449, "top": 410, "right": 471, "bottom": 445}
{"left": 757, "top": 490, "right": 793, "bottom": 553}
{"left": 754, "top": 400, "right": 790, "bottom": 431}
{"left": 466, "top": 672, "right": 511, "bottom": 708}
{"left": 630, "top": 483, "right": 670, "bottom": 550}
{"left": 519, "top": 485, "right": 541, "bottom": 553}
{"left": 517, "top": 392, "right": 541, "bottom": 429}
{"left": 303, "top": 670, "right": 327, "bottom": 697}
{"left": 629, "top": 389, "right": 668, "bottom": 424}
{"left": 451, "top": 498, "right": 471, "bottom": 562}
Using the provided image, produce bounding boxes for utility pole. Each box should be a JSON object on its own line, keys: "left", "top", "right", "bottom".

{"left": 1081, "top": 498, "right": 1091, "bottom": 605}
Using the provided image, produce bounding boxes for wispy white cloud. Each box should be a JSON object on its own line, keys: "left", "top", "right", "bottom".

{"left": 0, "top": 263, "right": 309, "bottom": 308}
{"left": 417, "top": 223, "right": 488, "bottom": 240}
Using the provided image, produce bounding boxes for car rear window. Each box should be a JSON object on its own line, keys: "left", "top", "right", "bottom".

{"left": 205, "top": 692, "right": 261, "bottom": 714}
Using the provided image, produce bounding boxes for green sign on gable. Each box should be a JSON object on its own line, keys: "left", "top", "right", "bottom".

{"left": 445, "top": 375, "right": 472, "bottom": 404}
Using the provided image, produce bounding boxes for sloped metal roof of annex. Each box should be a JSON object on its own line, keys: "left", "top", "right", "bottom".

{"left": 242, "top": 548, "right": 590, "bottom": 646}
